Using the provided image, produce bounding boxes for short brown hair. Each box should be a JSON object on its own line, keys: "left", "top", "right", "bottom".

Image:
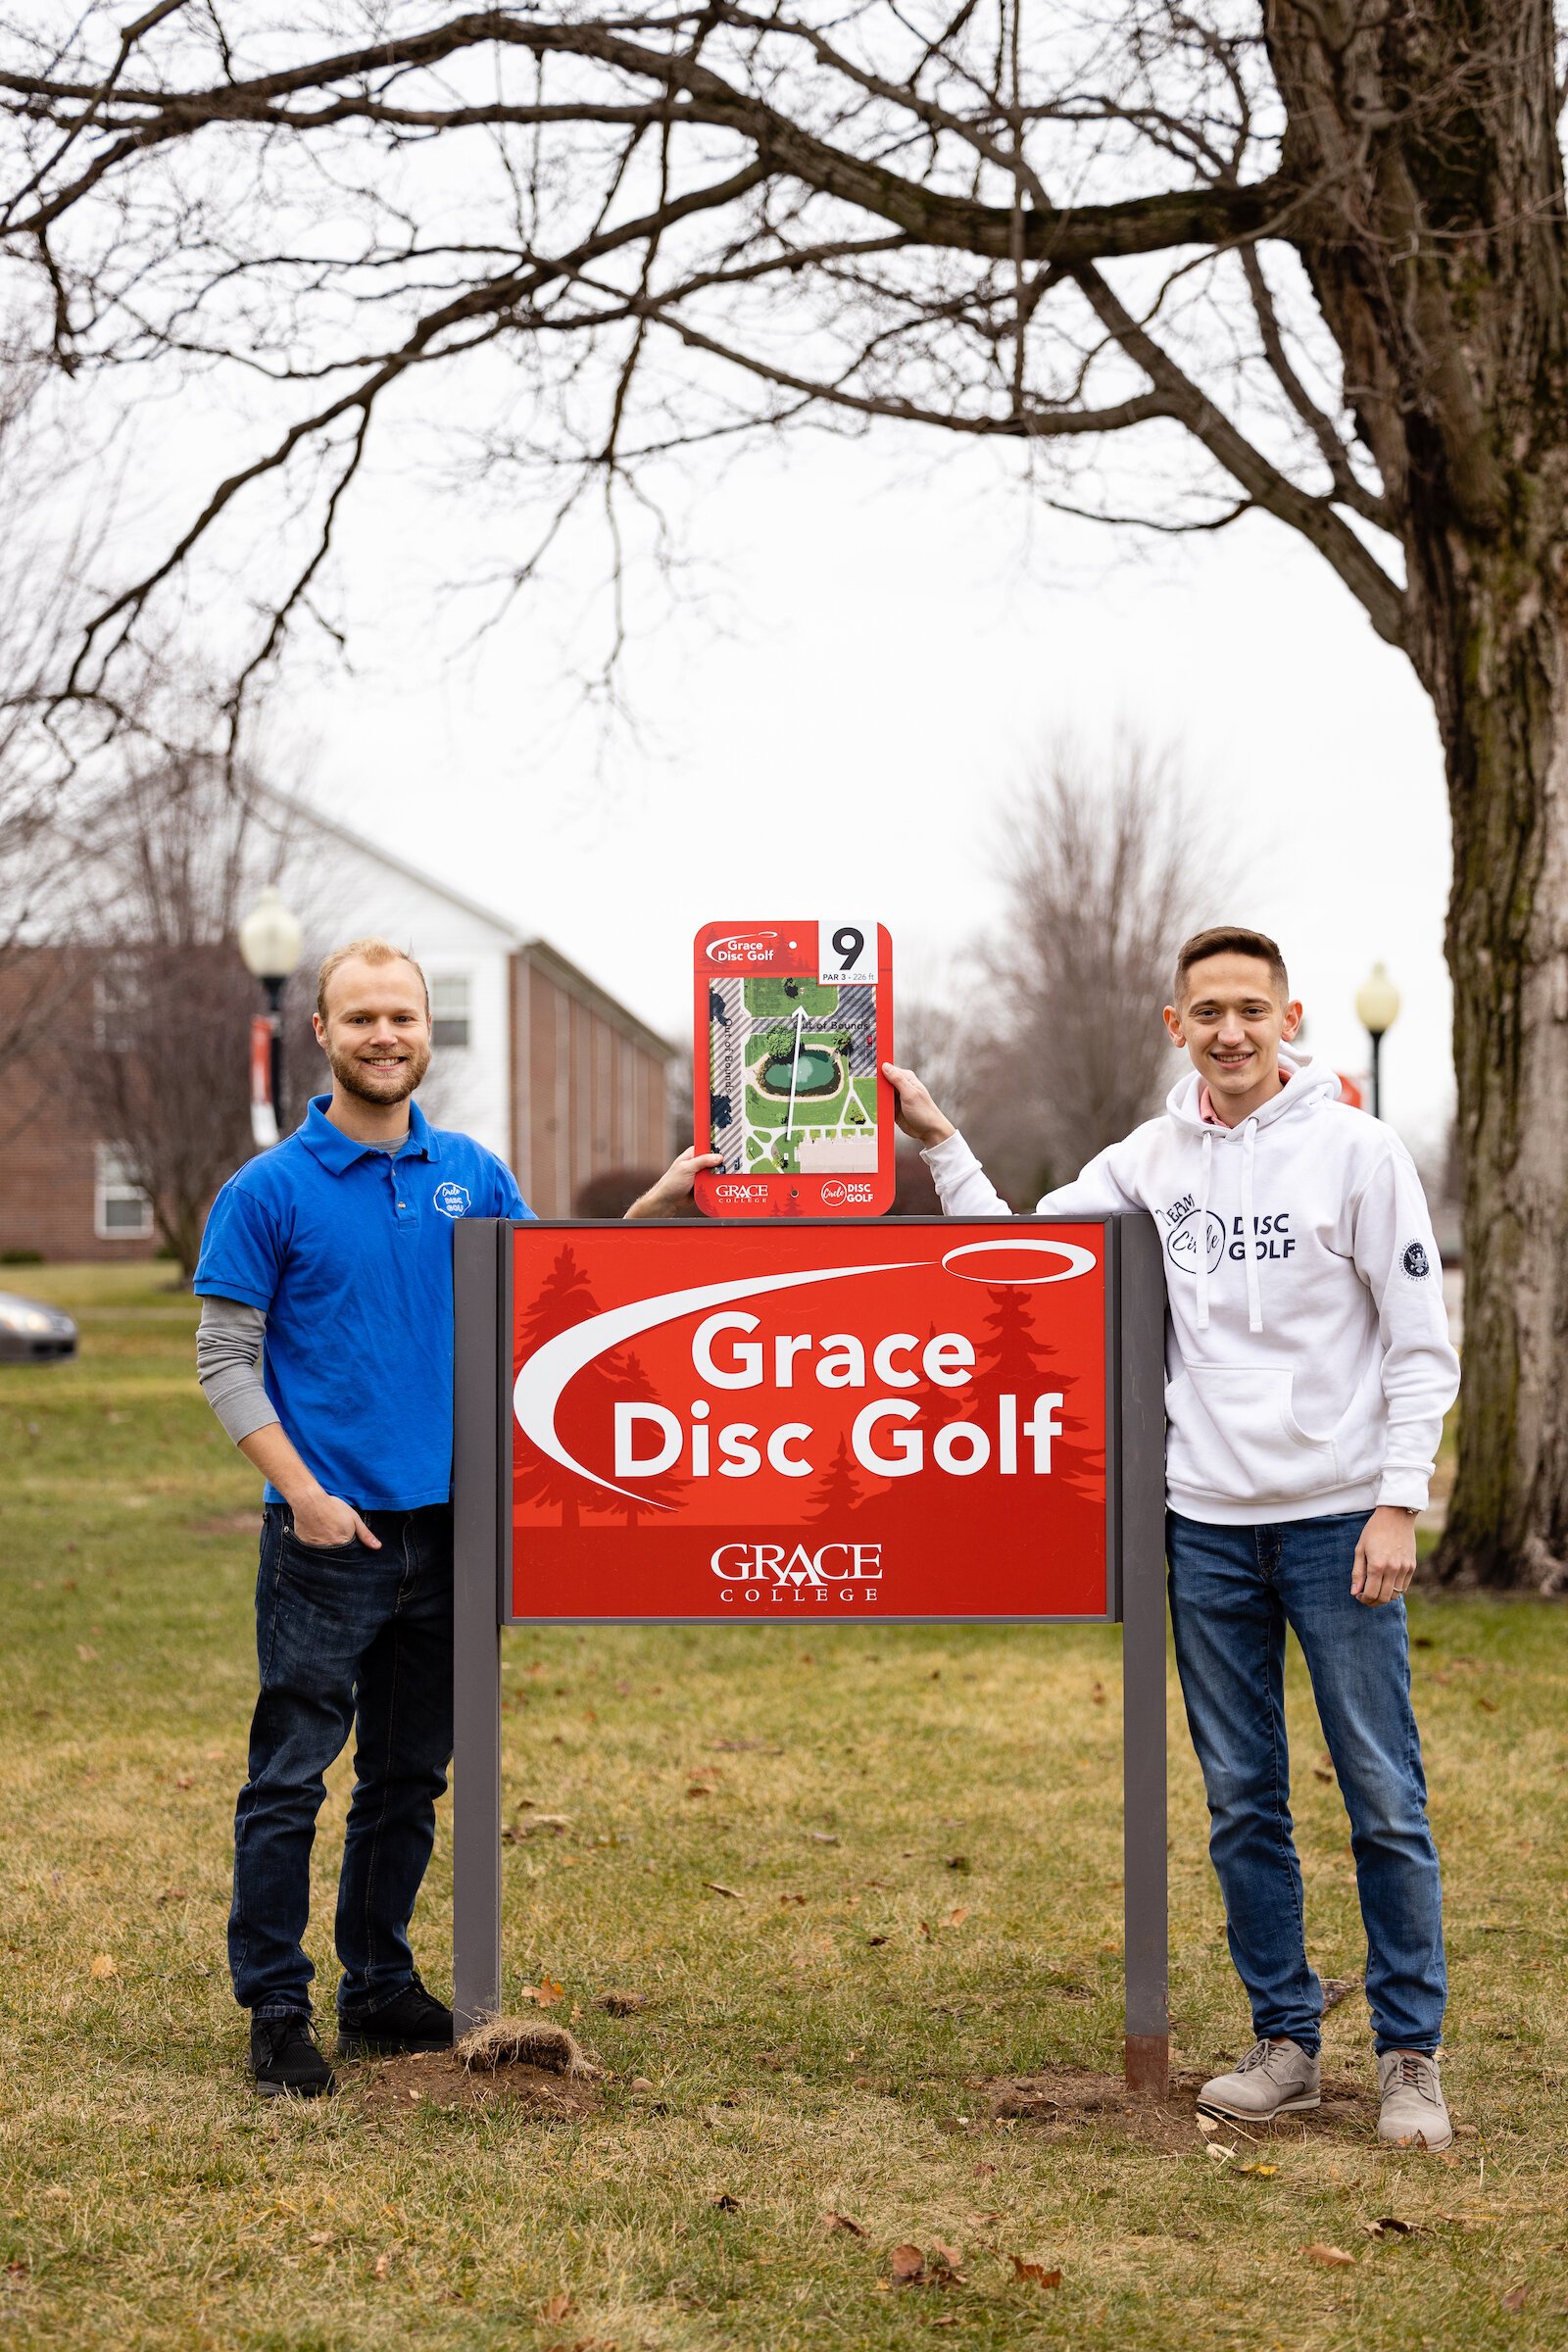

{"left": 316, "top": 937, "right": 429, "bottom": 1021}
{"left": 1174, "top": 926, "right": 1289, "bottom": 1004}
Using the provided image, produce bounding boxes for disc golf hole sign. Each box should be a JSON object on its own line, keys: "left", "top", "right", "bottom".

{"left": 693, "top": 919, "right": 894, "bottom": 1218}
{"left": 453, "top": 1214, "right": 1168, "bottom": 2086}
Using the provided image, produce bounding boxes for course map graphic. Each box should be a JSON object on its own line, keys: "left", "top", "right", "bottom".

{"left": 707, "top": 972, "right": 878, "bottom": 1175}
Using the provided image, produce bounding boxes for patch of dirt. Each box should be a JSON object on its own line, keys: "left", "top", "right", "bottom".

{"left": 188, "top": 1512, "right": 260, "bottom": 1538}
{"left": 350, "top": 2047, "right": 601, "bottom": 2122}
{"left": 977, "top": 2067, "right": 1377, "bottom": 2153}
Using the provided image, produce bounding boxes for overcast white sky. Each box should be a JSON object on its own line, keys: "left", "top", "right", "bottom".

{"left": 276, "top": 419, "right": 1452, "bottom": 1156}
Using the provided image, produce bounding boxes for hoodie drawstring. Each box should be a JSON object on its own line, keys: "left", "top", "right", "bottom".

{"left": 1197, "top": 1130, "right": 1213, "bottom": 1330}
{"left": 1241, "top": 1118, "right": 1263, "bottom": 1334}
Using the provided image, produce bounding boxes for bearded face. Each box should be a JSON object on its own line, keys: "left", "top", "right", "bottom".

{"left": 322, "top": 1023, "right": 432, "bottom": 1104}
{"left": 314, "top": 956, "right": 434, "bottom": 1109}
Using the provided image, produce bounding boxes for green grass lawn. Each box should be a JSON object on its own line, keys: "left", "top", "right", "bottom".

{"left": 3, "top": 1266, "right": 1567, "bottom": 2350}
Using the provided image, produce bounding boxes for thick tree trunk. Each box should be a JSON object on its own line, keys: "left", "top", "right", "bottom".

{"left": 1266, "top": 0, "right": 1568, "bottom": 1587}
{"left": 1419, "top": 547, "right": 1568, "bottom": 1589}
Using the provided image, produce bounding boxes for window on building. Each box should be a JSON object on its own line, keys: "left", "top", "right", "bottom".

{"left": 430, "top": 972, "right": 471, "bottom": 1050}
{"left": 94, "top": 1146, "right": 154, "bottom": 1241}
{"left": 93, "top": 956, "right": 151, "bottom": 1051}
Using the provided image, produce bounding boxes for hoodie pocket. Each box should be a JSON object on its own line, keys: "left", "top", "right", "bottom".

{"left": 1166, "top": 1364, "right": 1343, "bottom": 1504}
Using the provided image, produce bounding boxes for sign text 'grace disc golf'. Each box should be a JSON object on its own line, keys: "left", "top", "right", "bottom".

{"left": 453, "top": 1214, "right": 1170, "bottom": 2091}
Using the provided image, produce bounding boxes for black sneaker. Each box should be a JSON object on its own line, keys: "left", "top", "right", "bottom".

{"left": 337, "top": 1972, "right": 454, "bottom": 2058}
{"left": 250, "top": 2013, "right": 335, "bottom": 2099}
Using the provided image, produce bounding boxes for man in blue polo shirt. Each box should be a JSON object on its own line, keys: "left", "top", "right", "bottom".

{"left": 194, "top": 936, "right": 529, "bottom": 2097}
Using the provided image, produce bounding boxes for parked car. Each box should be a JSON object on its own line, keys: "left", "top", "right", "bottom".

{"left": 0, "top": 1291, "right": 77, "bottom": 1363}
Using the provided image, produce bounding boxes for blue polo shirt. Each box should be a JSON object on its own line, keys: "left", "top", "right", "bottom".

{"left": 194, "top": 1095, "right": 530, "bottom": 1510}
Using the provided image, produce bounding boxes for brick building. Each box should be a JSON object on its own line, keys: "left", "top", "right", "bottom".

{"left": 0, "top": 791, "right": 674, "bottom": 1261}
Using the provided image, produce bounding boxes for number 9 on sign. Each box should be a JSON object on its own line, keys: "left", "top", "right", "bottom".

{"left": 820, "top": 918, "right": 879, "bottom": 985}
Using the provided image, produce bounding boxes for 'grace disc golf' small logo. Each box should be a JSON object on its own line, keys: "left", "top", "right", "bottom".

{"left": 432, "top": 1181, "right": 470, "bottom": 1219}
{"left": 1401, "top": 1240, "right": 1432, "bottom": 1280}
{"left": 1165, "top": 1208, "right": 1226, "bottom": 1277}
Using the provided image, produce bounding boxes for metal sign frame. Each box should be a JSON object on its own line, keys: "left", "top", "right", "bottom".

{"left": 452, "top": 1212, "right": 1169, "bottom": 2092}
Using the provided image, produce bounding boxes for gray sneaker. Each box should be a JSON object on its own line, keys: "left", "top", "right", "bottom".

{"left": 1377, "top": 2050, "right": 1452, "bottom": 2150}
{"left": 1198, "top": 2036, "right": 1321, "bottom": 2122}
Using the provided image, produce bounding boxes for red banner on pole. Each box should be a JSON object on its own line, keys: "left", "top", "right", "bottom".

{"left": 508, "top": 1220, "right": 1110, "bottom": 1621}
{"left": 250, "top": 1014, "right": 278, "bottom": 1150}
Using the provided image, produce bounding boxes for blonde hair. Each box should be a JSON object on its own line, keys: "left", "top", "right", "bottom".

{"left": 316, "top": 937, "right": 429, "bottom": 1021}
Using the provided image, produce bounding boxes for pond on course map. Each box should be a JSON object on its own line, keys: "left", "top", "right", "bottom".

{"left": 761, "top": 1048, "right": 839, "bottom": 1096}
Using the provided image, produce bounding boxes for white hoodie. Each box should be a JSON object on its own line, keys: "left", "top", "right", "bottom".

{"left": 923, "top": 1049, "right": 1460, "bottom": 1525}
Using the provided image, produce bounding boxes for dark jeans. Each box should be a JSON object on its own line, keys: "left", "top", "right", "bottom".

{"left": 229, "top": 1501, "right": 454, "bottom": 2020}
{"left": 1166, "top": 1508, "right": 1446, "bottom": 2057}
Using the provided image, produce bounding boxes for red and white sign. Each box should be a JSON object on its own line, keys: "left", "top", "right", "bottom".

{"left": 509, "top": 1220, "right": 1109, "bottom": 1620}
{"left": 249, "top": 1014, "right": 279, "bottom": 1151}
{"left": 693, "top": 918, "right": 895, "bottom": 1219}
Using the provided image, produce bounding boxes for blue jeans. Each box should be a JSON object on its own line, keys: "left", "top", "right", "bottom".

{"left": 1166, "top": 1509, "right": 1446, "bottom": 2056}
{"left": 229, "top": 1502, "right": 454, "bottom": 2020}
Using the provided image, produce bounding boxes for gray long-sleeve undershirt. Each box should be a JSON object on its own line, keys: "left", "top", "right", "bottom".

{"left": 196, "top": 1296, "right": 280, "bottom": 1446}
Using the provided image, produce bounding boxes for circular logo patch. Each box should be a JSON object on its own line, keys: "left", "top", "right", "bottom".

{"left": 1401, "top": 1241, "right": 1431, "bottom": 1280}
{"left": 432, "top": 1181, "right": 471, "bottom": 1219}
{"left": 1165, "top": 1208, "right": 1226, "bottom": 1277}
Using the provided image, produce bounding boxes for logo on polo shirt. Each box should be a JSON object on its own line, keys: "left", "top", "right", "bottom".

{"left": 432, "top": 1181, "right": 471, "bottom": 1219}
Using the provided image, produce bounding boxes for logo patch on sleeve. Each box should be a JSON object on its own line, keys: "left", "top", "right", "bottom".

{"left": 1401, "top": 1241, "right": 1432, "bottom": 1281}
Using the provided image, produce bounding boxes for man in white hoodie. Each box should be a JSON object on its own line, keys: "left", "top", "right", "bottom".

{"left": 884, "top": 926, "right": 1460, "bottom": 2151}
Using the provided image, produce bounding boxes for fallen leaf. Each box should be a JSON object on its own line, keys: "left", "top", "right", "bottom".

{"left": 946, "top": 1854, "right": 970, "bottom": 1872}
{"left": 75, "top": 1644, "right": 98, "bottom": 1664}
{"left": 173, "top": 1772, "right": 194, "bottom": 1789}
{"left": 973, "top": 2161, "right": 997, "bottom": 2180}
{"left": 1303, "top": 2243, "right": 1356, "bottom": 2268}
{"left": 602, "top": 1990, "right": 647, "bottom": 2015}
{"left": 1501, "top": 2285, "right": 1529, "bottom": 2313}
{"left": 1475, "top": 1697, "right": 1498, "bottom": 1714}
{"left": 1009, "top": 2256, "right": 1061, "bottom": 2289}
{"left": 89, "top": 1953, "right": 117, "bottom": 1980}
{"left": 1206, "top": 2141, "right": 1237, "bottom": 2163}
{"left": 154, "top": 1887, "right": 188, "bottom": 1905}
{"left": 686, "top": 1784, "right": 711, "bottom": 1798}
{"left": 1092, "top": 1680, "right": 1105, "bottom": 1704}
{"left": 372, "top": 2251, "right": 392, "bottom": 2279}
{"left": 520, "top": 1976, "right": 565, "bottom": 2007}
{"left": 778, "top": 1892, "right": 807, "bottom": 1906}
{"left": 1238, "top": 2163, "right": 1279, "bottom": 2178}
{"left": 628, "top": 2076, "right": 654, "bottom": 2091}
{"left": 943, "top": 1906, "right": 969, "bottom": 1929}
{"left": 928, "top": 2241, "right": 965, "bottom": 2280}
{"left": 307, "top": 2230, "right": 332, "bottom": 2246}
{"left": 822, "top": 2211, "right": 866, "bottom": 2236}
{"left": 538, "top": 2291, "right": 575, "bottom": 2322}
{"left": 713, "top": 2192, "right": 742, "bottom": 2212}
{"left": 807, "top": 1832, "right": 840, "bottom": 1845}
{"left": 1364, "top": 2218, "right": 1420, "bottom": 2238}
{"left": 918, "top": 1919, "right": 933, "bottom": 1940}
{"left": 890, "top": 2244, "right": 926, "bottom": 2284}
{"left": 1313, "top": 1766, "right": 1334, "bottom": 1783}
{"left": 1321, "top": 1977, "right": 1360, "bottom": 2013}
{"left": 867, "top": 1935, "right": 890, "bottom": 1947}
{"left": 969, "top": 2210, "right": 1004, "bottom": 2227}
{"left": 703, "top": 1881, "right": 743, "bottom": 1899}
{"left": 1196, "top": 2114, "right": 1222, "bottom": 2137}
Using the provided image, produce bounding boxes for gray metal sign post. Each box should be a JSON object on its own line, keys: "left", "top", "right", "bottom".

{"left": 453, "top": 1212, "right": 1168, "bottom": 2092}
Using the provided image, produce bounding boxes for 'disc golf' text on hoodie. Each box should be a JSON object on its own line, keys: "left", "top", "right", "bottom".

{"left": 921, "top": 1049, "right": 1460, "bottom": 1526}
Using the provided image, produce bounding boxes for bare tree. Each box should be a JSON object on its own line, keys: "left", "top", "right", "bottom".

{"left": 0, "top": 4, "right": 1562, "bottom": 1579}
{"left": 54, "top": 757, "right": 267, "bottom": 1277}
{"left": 961, "top": 737, "right": 1231, "bottom": 1203}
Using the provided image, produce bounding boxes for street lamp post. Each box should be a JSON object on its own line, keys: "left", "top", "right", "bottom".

{"left": 1354, "top": 960, "right": 1401, "bottom": 1121}
{"left": 238, "top": 886, "right": 305, "bottom": 1135}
